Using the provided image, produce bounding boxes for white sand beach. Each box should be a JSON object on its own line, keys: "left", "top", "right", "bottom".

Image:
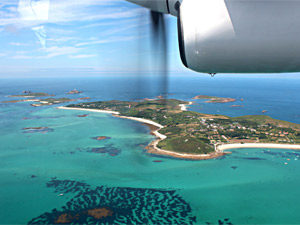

{"left": 179, "top": 104, "right": 187, "bottom": 111}
{"left": 117, "top": 115, "right": 164, "bottom": 129}
{"left": 179, "top": 102, "right": 193, "bottom": 111}
{"left": 57, "top": 106, "right": 120, "bottom": 115}
{"left": 217, "top": 143, "right": 300, "bottom": 151}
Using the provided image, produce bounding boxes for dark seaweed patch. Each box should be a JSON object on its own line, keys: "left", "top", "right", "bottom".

{"left": 46, "top": 179, "right": 90, "bottom": 194}
{"left": 216, "top": 155, "right": 228, "bottom": 160}
{"left": 23, "top": 115, "right": 64, "bottom": 120}
{"left": 243, "top": 157, "right": 266, "bottom": 160}
{"left": 205, "top": 218, "right": 234, "bottom": 225}
{"left": 28, "top": 178, "right": 196, "bottom": 224}
{"left": 135, "top": 141, "right": 150, "bottom": 149}
{"left": 233, "top": 156, "right": 266, "bottom": 161}
{"left": 76, "top": 144, "right": 121, "bottom": 156}
{"left": 89, "top": 145, "right": 121, "bottom": 156}
{"left": 263, "top": 150, "right": 300, "bottom": 159}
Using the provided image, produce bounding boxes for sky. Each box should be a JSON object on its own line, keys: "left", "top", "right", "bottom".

{"left": 0, "top": 0, "right": 299, "bottom": 79}
{"left": 0, "top": 0, "right": 186, "bottom": 77}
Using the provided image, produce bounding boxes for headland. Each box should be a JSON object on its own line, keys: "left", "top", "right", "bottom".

{"left": 58, "top": 99, "right": 300, "bottom": 160}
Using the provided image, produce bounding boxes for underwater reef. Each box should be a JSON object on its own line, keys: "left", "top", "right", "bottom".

{"left": 28, "top": 178, "right": 196, "bottom": 224}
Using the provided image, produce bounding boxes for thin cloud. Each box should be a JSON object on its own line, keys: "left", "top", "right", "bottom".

{"left": 76, "top": 36, "right": 137, "bottom": 47}
{"left": 47, "top": 36, "right": 78, "bottom": 43}
{"left": 70, "top": 54, "right": 97, "bottom": 59}
{"left": 0, "top": 0, "right": 142, "bottom": 28}
{"left": 10, "top": 42, "right": 29, "bottom": 46}
{"left": 11, "top": 54, "right": 32, "bottom": 59}
{"left": 40, "top": 46, "right": 81, "bottom": 58}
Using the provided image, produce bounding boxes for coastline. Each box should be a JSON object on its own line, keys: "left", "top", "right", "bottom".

{"left": 119, "top": 115, "right": 228, "bottom": 160}
{"left": 57, "top": 106, "right": 120, "bottom": 115}
{"left": 179, "top": 101, "right": 193, "bottom": 111}
{"left": 57, "top": 105, "right": 300, "bottom": 160}
{"left": 116, "top": 115, "right": 164, "bottom": 130}
{"left": 57, "top": 105, "right": 227, "bottom": 160}
{"left": 217, "top": 143, "right": 300, "bottom": 151}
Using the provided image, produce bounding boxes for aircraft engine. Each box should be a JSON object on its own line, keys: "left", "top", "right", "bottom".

{"left": 127, "top": 0, "right": 300, "bottom": 74}
{"left": 178, "top": 0, "right": 300, "bottom": 73}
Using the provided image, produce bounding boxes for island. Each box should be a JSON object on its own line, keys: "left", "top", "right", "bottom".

{"left": 2, "top": 99, "right": 40, "bottom": 103}
{"left": 30, "top": 98, "right": 76, "bottom": 106}
{"left": 9, "top": 92, "right": 54, "bottom": 98}
{"left": 3, "top": 97, "right": 81, "bottom": 106}
{"left": 67, "top": 89, "right": 83, "bottom": 94}
{"left": 3, "top": 92, "right": 91, "bottom": 106}
{"left": 58, "top": 99, "right": 300, "bottom": 160}
{"left": 92, "top": 136, "right": 111, "bottom": 141}
{"left": 193, "top": 95, "right": 236, "bottom": 103}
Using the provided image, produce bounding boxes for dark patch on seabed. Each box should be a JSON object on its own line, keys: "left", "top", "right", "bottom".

{"left": 89, "top": 146, "right": 121, "bottom": 156}
{"left": 243, "top": 157, "right": 266, "bottom": 160}
{"left": 204, "top": 218, "right": 234, "bottom": 225}
{"left": 263, "top": 150, "right": 300, "bottom": 159}
{"left": 76, "top": 144, "right": 121, "bottom": 156}
{"left": 216, "top": 155, "right": 228, "bottom": 160}
{"left": 28, "top": 178, "right": 196, "bottom": 224}
{"left": 135, "top": 140, "right": 149, "bottom": 148}
{"left": 23, "top": 115, "right": 65, "bottom": 120}
{"left": 233, "top": 156, "right": 266, "bottom": 161}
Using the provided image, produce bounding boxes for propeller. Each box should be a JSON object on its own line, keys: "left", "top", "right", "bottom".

{"left": 150, "top": 11, "right": 169, "bottom": 102}
{"left": 134, "top": 7, "right": 170, "bottom": 104}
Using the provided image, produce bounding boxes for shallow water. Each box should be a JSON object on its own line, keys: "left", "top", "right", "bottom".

{"left": 0, "top": 76, "right": 300, "bottom": 224}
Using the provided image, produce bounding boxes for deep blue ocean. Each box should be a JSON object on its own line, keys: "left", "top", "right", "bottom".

{"left": 0, "top": 75, "right": 300, "bottom": 224}
{"left": 1, "top": 75, "right": 299, "bottom": 122}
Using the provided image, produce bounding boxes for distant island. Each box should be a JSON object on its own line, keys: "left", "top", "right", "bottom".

{"left": 67, "top": 89, "right": 83, "bottom": 94}
{"left": 3, "top": 92, "right": 90, "bottom": 106}
{"left": 31, "top": 98, "right": 75, "bottom": 106}
{"left": 60, "top": 99, "right": 300, "bottom": 160}
{"left": 9, "top": 92, "right": 54, "bottom": 98}
{"left": 193, "top": 95, "right": 236, "bottom": 103}
{"left": 2, "top": 99, "right": 40, "bottom": 103}
{"left": 2, "top": 97, "right": 87, "bottom": 106}
{"left": 30, "top": 97, "right": 90, "bottom": 106}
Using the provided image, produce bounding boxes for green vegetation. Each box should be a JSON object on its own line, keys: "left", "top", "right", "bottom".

{"left": 192, "top": 95, "right": 236, "bottom": 103}
{"left": 67, "top": 99, "right": 300, "bottom": 154}
{"left": 157, "top": 136, "right": 212, "bottom": 154}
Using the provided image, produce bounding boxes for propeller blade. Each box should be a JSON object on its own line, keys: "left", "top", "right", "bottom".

{"left": 150, "top": 11, "right": 169, "bottom": 103}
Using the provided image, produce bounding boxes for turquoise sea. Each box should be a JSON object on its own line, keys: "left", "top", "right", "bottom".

{"left": 0, "top": 75, "right": 300, "bottom": 224}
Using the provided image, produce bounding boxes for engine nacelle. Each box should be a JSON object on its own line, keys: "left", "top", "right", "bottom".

{"left": 126, "top": 0, "right": 181, "bottom": 16}
{"left": 178, "top": 0, "right": 300, "bottom": 73}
